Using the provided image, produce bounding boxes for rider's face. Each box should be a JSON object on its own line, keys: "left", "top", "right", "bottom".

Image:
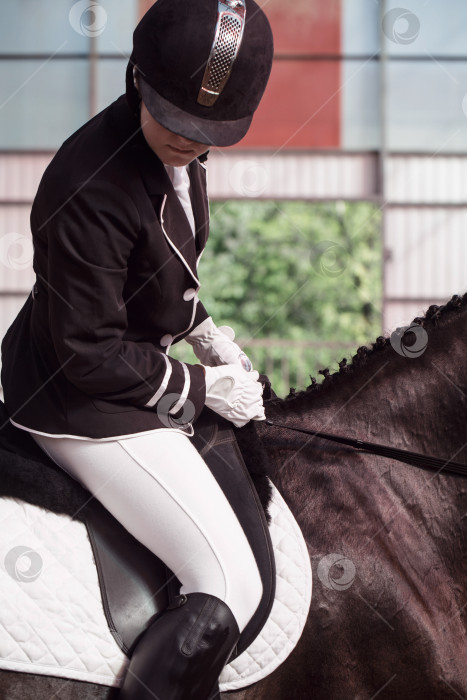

{"left": 140, "top": 101, "right": 209, "bottom": 167}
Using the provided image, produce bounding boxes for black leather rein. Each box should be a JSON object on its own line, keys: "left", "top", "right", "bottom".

{"left": 265, "top": 420, "right": 467, "bottom": 477}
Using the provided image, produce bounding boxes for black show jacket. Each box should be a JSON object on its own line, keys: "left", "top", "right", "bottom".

{"left": 1, "top": 96, "right": 211, "bottom": 439}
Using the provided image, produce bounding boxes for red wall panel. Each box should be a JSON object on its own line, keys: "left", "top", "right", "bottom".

{"left": 232, "top": 0, "right": 342, "bottom": 149}
{"left": 235, "top": 60, "right": 340, "bottom": 150}
{"left": 262, "top": 0, "right": 341, "bottom": 55}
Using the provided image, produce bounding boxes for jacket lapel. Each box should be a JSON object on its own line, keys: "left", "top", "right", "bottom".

{"left": 158, "top": 184, "right": 199, "bottom": 282}
{"left": 188, "top": 159, "right": 210, "bottom": 256}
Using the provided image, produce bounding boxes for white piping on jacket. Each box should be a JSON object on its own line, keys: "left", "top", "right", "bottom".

{"left": 144, "top": 353, "right": 173, "bottom": 407}
{"left": 168, "top": 362, "right": 191, "bottom": 416}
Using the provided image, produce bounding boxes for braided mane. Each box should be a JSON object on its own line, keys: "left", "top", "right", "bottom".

{"left": 271, "top": 292, "right": 467, "bottom": 404}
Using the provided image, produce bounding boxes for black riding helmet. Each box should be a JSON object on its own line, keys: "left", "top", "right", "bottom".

{"left": 125, "top": 0, "right": 274, "bottom": 147}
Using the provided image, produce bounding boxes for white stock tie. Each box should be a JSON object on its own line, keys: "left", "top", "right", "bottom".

{"left": 164, "top": 164, "right": 196, "bottom": 237}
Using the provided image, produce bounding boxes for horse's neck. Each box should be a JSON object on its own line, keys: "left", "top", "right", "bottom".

{"left": 261, "top": 311, "right": 467, "bottom": 700}
{"left": 269, "top": 318, "right": 467, "bottom": 464}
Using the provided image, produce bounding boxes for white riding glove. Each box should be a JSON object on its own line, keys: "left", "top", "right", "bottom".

{"left": 204, "top": 364, "right": 265, "bottom": 428}
{"left": 186, "top": 316, "right": 253, "bottom": 371}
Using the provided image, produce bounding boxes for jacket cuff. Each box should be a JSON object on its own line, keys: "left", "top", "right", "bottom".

{"left": 144, "top": 357, "right": 206, "bottom": 427}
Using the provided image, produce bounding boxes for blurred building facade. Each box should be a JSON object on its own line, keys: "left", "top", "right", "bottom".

{"left": 0, "top": 0, "right": 466, "bottom": 353}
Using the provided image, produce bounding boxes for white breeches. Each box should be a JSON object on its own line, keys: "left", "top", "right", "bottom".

{"left": 30, "top": 429, "right": 263, "bottom": 633}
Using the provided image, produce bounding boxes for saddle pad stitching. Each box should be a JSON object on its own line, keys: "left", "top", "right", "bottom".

{"left": 0, "top": 483, "right": 311, "bottom": 690}
{"left": 0, "top": 499, "right": 128, "bottom": 680}
{"left": 223, "top": 608, "right": 305, "bottom": 681}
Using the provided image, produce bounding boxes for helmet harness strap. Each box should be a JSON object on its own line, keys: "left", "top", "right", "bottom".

{"left": 197, "top": 0, "right": 247, "bottom": 107}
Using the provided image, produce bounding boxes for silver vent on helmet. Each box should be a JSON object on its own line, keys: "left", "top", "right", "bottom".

{"left": 197, "top": 0, "right": 246, "bottom": 107}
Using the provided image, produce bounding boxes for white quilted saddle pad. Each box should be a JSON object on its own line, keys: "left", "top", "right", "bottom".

{"left": 0, "top": 480, "right": 312, "bottom": 691}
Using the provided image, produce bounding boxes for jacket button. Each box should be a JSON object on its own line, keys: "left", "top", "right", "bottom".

{"left": 183, "top": 288, "right": 197, "bottom": 301}
{"left": 160, "top": 334, "right": 173, "bottom": 347}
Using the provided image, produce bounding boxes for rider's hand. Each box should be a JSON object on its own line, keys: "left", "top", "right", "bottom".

{"left": 186, "top": 317, "right": 253, "bottom": 372}
{"left": 203, "top": 364, "right": 265, "bottom": 428}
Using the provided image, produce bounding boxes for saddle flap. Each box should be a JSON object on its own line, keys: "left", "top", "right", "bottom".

{"left": 189, "top": 410, "right": 276, "bottom": 657}
{"left": 84, "top": 500, "right": 171, "bottom": 654}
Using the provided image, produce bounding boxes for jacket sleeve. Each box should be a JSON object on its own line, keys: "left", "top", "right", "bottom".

{"left": 45, "top": 179, "right": 206, "bottom": 420}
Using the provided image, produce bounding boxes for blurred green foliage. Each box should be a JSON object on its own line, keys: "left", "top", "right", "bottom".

{"left": 171, "top": 200, "right": 382, "bottom": 396}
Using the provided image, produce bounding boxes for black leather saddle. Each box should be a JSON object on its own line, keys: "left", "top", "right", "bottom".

{"left": 0, "top": 402, "right": 276, "bottom": 660}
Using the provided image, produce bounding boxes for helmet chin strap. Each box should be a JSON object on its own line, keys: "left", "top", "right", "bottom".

{"left": 197, "top": 0, "right": 246, "bottom": 107}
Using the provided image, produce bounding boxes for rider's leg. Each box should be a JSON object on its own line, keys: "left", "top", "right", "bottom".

{"left": 30, "top": 429, "right": 262, "bottom": 698}
{"left": 31, "top": 429, "right": 262, "bottom": 632}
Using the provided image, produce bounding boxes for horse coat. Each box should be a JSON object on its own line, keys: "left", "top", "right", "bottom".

{"left": 1, "top": 95, "right": 212, "bottom": 440}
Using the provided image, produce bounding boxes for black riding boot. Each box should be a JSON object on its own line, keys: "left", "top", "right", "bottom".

{"left": 118, "top": 592, "right": 240, "bottom": 700}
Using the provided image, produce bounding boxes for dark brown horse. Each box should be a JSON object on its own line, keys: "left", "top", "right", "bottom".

{"left": 1, "top": 293, "right": 466, "bottom": 699}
